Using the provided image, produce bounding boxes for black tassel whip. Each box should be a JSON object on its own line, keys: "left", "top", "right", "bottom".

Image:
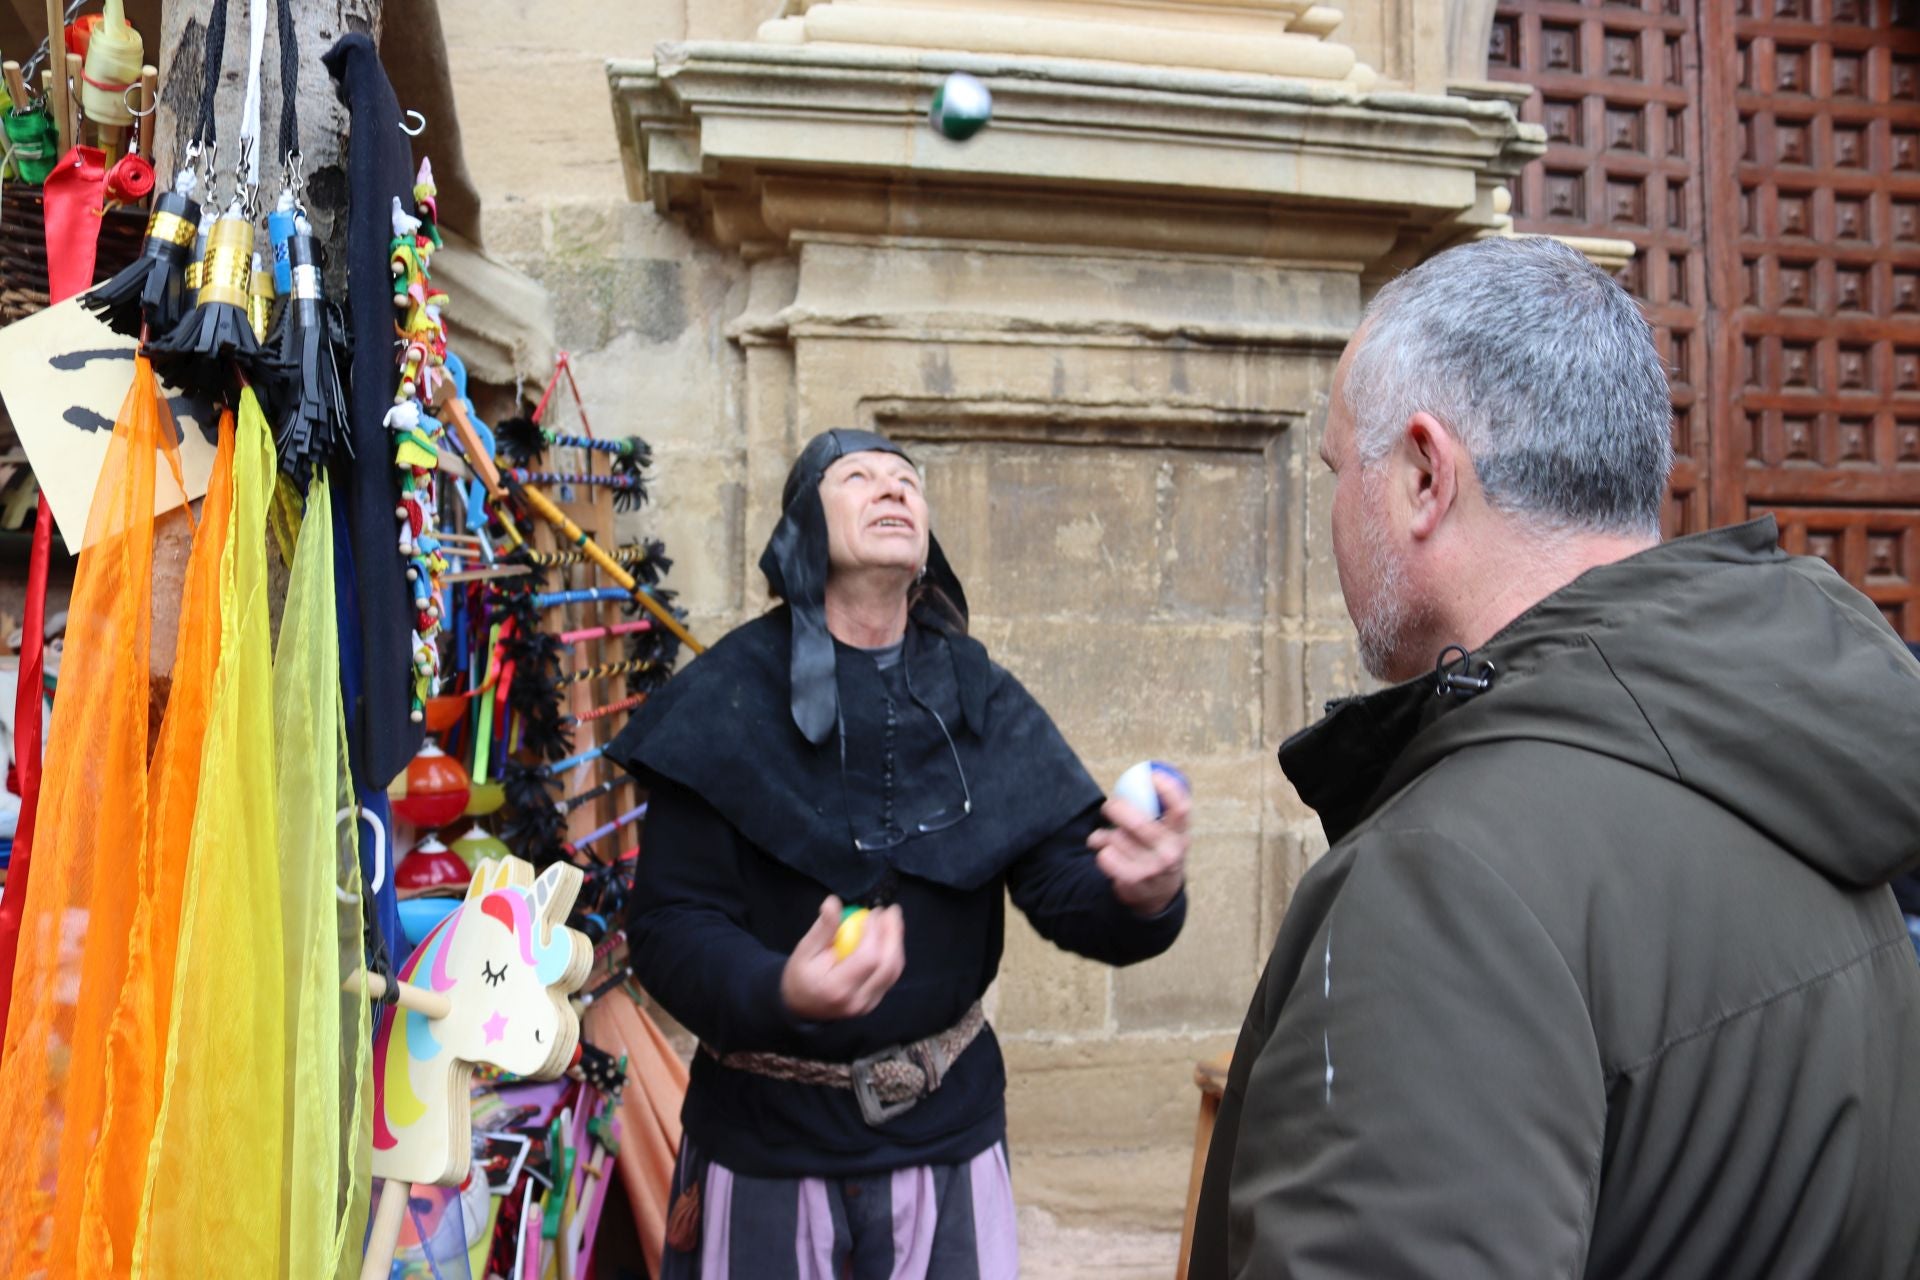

{"left": 82, "top": 186, "right": 202, "bottom": 341}
{"left": 265, "top": 212, "right": 351, "bottom": 488}
{"left": 146, "top": 206, "right": 272, "bottom": 400}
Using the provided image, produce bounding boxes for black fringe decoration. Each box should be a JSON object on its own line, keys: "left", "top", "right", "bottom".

{"left": 608, "top": 437, "right": 653, "bottom": 513}
{"left": 494, "top": 580, "right": 544, "bottom": 637}
{"left": 497, "top": 580, "right": 571, "bottom": 762}
{"left": 83, "top": 190, "right": 202, "bottom": 341}
{"left": 505, "top": 629, "right": 571, "bottom": 762}
{"left": 625, "top": 598, "right": 684, "bottom": 695}
{"left": 500, "top": 758, "right": 567, "bottom": 865}
{"left": 631, "top": 538, "right": 671, "bottom": 588}
{"left": 495, "top": 415, "right": 547, "bottom": 466}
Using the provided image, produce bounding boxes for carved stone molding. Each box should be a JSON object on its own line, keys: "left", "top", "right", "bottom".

{"left": 758, "top": 0, "right": 1371, "bottom": 85}
{"left": 610, "top": 41, "right": 1545, "bottom": 278}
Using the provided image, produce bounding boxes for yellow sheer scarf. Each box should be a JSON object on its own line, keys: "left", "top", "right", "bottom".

{"left": 273, "top": 472, "right": 371, "bottom": 1278}
{"left": 132, "top": 387, "right": 286, "bottom": 1276}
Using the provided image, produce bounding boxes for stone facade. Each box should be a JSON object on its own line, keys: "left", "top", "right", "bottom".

{"left": 448, "top": 0, "right": 1539, "bottom": 1232}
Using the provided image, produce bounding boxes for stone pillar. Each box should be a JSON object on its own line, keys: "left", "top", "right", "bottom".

{"left": 609, "top": 13, "right": 1540, "bottom": 1227}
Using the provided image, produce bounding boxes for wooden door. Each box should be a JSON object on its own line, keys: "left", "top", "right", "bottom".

{"left": 1488, "top": 0, "right": 1714, "bottom": 538}
{"left": 1491, "top": 0, "right": 1920, "bottom": 639}
{"left": 1700, "top": 0, "right": 1920, "bottom": 637}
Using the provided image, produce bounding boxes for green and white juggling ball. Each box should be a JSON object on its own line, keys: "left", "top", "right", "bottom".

{"left": 929, "top": 72, "right": 992, "bottom": 141}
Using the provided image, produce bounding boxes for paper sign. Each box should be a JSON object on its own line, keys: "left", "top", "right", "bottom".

{"left": 0, "top": 298, "right": 220, "bottom": 554}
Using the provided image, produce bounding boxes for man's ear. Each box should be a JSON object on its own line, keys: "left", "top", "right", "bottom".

{"left": 1398, "top": 412, "right": 1461, "bottom": 541}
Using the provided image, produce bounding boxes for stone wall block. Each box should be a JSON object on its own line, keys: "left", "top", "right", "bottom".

{"left": 1303, "top": 634, "right": 1365, "bottom": 716}
{"left": 996, "top": 907, "right": 1113, "bottom": 1036}
{"left": 1003, "top": 1033, "right": 1238, "bottom": 1151}
{"left": 1113, "top": 832, "right": 1260, "bottom": 1031}
{"left": 1009, "top": 1146, "right": 1199, "bottom": 1232}
{"left": 483, "top": 201, "right": 549, "bottom": 264}
{"left": 1161, "top": 451, "right": 1268, "bottom": 619}
{"left": 983, "top": 620, "right": 1263, "bottom": 765}
{"left": 614, "top": 451, "right": 747, "bottom": 617}
{"left": 1258, "top": 828, "right": 1313, "bottom": 960}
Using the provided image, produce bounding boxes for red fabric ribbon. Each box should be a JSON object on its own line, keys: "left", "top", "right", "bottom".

{"left": 0, "top": 496, "right": 55, "bottom": 1049}
{"left": 5, "top": 147, "right": 107, "bottom": 1041}
{"left": 41, "top": 145, "right": 108, "bottom": 305}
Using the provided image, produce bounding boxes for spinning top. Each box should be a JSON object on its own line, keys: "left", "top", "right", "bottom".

{"left": 392, "top": 741, "right": 472, "bottom": 827}
{"left": 464, "top": 779, "right": 506, "bottom": 817}
{"left": 451, "top": 823, "right": 511, "bottom": 869}
{"left": 1111, "top": 760, "right": 1190, "bottom": 821}
{"left": 395, "top": 835, "right": 473, "bottom": 897}
{"left": 928, "top": 72, "right": 991, "bottom": 141}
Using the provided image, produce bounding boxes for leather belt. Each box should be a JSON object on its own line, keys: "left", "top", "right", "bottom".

{"left": 707, "top": 1001, "right": 987, "bottom": 1126}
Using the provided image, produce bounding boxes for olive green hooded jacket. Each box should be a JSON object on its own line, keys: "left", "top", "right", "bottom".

{"left": 1190, "top": 519, "right": 1920, "bottom": 1279}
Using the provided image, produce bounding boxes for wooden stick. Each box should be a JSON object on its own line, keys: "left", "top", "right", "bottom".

{"left": 442, "top": 564, "right": 530, "bottom": 584}
{"left": 342, "top": 968, "right": 453, "bottom": 1020}
{"left": 63, "top": 52, "right": 80, "bottom": 153}
{"left": 2, "top": 62, "right": 27, "bottom": 110}
{"left": 511, "top": 481, "right": 705, "bottom": 655}
{"left": 359, "top": 1180, "right": 411, "bottom": 1280}
{"left": 440, "top": 394, "right": 501, "bottom": 495}
{"left": 45, "top": 0, "right": 68, "bottom": 153}
{"left": 136, "top": 65, "right": 155, "bottom": 161}
{"left": 440, "top": 393, "right": 704, "bottom": 654}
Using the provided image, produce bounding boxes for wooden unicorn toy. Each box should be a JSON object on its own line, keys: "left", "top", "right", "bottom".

{"left": 351, "top": 855, "right": 593, "bottom": 1279}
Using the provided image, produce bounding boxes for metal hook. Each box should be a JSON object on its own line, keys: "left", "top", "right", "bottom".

{"left": 284, "top": 148, "right": 305, "bottom": 202}
{"left": 123, "top": 83, "right": 157, "bottom": 119}
{"left": 399, "top": 109, "right": 427, "bottom": 137}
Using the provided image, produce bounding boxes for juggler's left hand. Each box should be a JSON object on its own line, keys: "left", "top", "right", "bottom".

{"left": 1088, "top": 772, "right": 1190, "bottom": 917}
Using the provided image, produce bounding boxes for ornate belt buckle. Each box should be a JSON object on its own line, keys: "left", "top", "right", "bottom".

{"left": 850, "top": 1045, "right": 920, "bottom": 1127}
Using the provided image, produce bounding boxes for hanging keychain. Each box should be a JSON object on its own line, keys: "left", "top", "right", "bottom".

{"left": 262, "top": 0, "right": 350, "bottom": 487}
{"left": 147, "top": 0, "right": 273, "bottom": 401}
{"left": 99, "top": 80, "right": 154, "bottom": 207}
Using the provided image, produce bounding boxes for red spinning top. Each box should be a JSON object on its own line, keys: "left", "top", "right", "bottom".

{"left": 393, "top": 742, "right": 471, "bottom": 828}
{"left": 395, "top": 836, "right": 473, "bottom": 897}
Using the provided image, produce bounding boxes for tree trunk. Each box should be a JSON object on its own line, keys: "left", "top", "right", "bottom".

{"left": 155, "top": 0, "right": 382, "bottom": 296}
{"left": 148, "top": 0, "right": 382, "bottom": 680}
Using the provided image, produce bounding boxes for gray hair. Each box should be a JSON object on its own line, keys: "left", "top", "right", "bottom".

{"left": 1344, "top": 236, "right": 1673, "bottom": 537}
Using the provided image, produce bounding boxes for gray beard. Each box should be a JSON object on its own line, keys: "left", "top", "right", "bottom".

{"left": 1353, "top": 488, "right": 1430, "bottom": 683}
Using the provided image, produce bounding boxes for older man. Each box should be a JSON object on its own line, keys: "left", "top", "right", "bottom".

{"left": 1190, "top": 236, "right": 1920, "bottom": 1278}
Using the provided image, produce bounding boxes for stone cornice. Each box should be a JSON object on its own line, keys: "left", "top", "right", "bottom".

{"left": 608, "top": 41, "right": 1544, "bottom": 267}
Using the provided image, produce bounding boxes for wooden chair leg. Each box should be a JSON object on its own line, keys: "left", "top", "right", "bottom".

{"left": 1176, "top": 1052, "right": 1232, "bottom": 1280}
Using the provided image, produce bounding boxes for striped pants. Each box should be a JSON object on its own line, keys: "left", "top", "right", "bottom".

{"left": 659, "top": 1138, "right": 1020, "bottom": 1279}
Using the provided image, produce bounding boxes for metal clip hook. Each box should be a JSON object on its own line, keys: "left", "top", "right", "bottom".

{"left": 399, "top": 109, "right": 427, "bottom": 137}
{"left": 284, "top": 148, "right": 305, "bottom": 205}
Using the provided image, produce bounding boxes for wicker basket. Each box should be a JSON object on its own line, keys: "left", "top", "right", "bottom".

{"left": 0, "top": 186, "right": 147, "bottom": 327}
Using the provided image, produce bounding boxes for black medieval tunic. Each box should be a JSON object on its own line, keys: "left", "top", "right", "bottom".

{"left": 612, "top": 606, "right": 1185, "bottom": 1177}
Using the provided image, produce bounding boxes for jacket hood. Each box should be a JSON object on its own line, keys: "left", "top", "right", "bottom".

{"left": 1282, "top": 518, "right": 1920, "bottom": 888}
